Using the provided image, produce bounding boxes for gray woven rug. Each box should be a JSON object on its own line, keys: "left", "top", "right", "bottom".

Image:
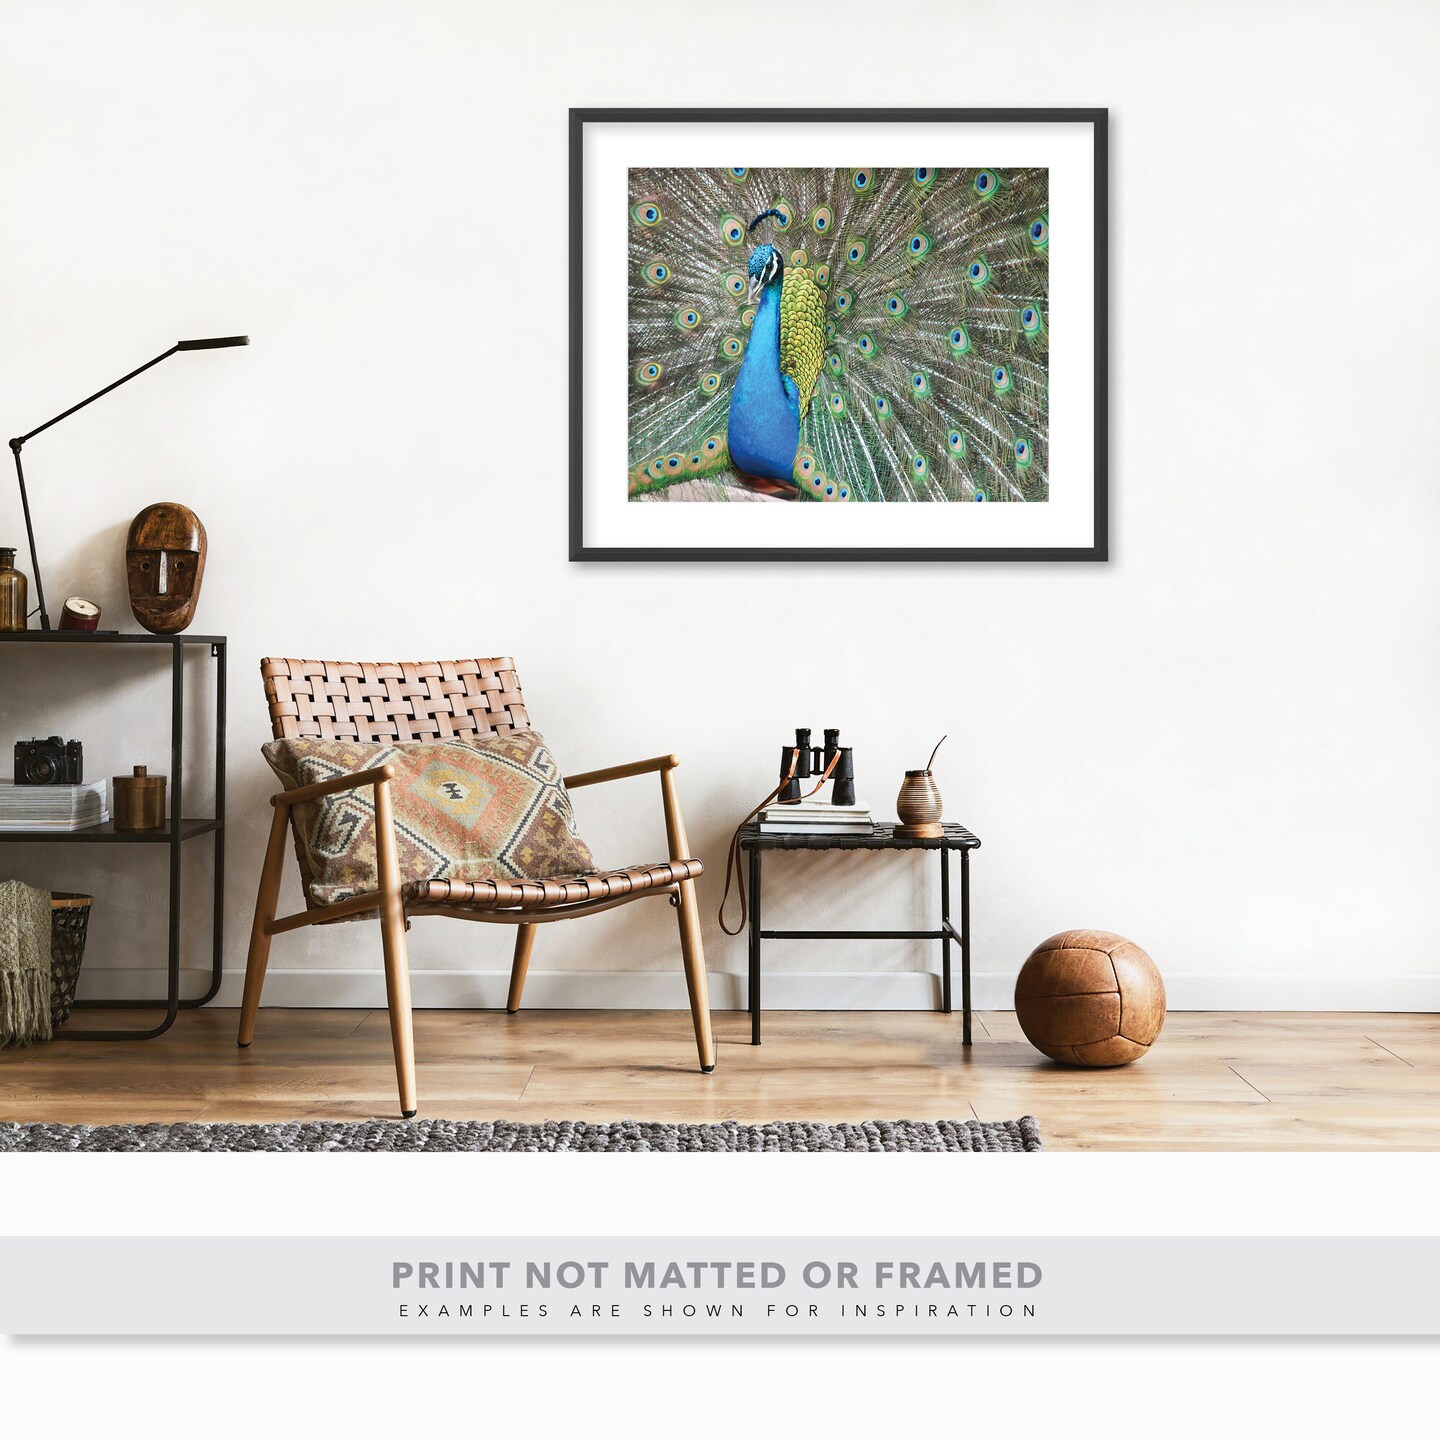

{"left": 0, "top": 1117, "right": 1040, "bottom": 1153}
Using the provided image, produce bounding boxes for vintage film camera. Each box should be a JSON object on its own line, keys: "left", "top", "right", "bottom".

{"left": 777, "top": 727, "right": 856, "bottom": 806}
{"left": 14, "top": 735, "right": 84, "bottom": 786}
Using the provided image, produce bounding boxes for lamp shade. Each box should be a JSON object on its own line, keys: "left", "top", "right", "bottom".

{"left": 175, "top": 336, "right": 249, "bottom": 350}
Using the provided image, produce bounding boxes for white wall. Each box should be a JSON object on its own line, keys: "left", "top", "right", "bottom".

{"left": 2, "top": 0, "right": 1437, "bottom": 1012}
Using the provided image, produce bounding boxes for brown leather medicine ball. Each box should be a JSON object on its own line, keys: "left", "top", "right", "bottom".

{"left": 1015, "top": 930, "right": 1165, "bottom": 1066}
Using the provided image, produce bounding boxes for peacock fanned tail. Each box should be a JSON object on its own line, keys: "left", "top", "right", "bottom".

{"left": 628, "top": 165, "right": 1049, "bottom": 503}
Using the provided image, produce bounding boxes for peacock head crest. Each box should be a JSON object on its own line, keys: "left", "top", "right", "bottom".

{"left": 746, "top": 210, "right": 785, "bottom": 302}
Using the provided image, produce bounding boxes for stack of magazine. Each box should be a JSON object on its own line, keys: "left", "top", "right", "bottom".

{"left": 757, "top": 800, "right": 874, "bottom": 836}
{"left": 0, "top": 779, "right": 110, "bottom": 832}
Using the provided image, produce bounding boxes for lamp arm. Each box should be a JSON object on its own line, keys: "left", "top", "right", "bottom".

{"left": 8, "top": 443, "right": 48, "bottom": 628}
{"left": 9, "top": 344, "right": 180, "bottom": 449}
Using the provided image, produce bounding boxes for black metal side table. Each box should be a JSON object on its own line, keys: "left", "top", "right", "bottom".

{"left": 738, "top": 821, "right": 980, "bottom": 1046}
{"left": 0, "top": 630, "right": 226, "bottom": 1040}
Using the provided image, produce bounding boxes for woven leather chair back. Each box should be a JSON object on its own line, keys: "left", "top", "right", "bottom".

{"left": 261, "top": 658, "right": 530, "bottom": 743}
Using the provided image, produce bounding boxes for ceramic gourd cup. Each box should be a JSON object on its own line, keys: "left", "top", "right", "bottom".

{"left": 894, "top": 735, "right": 946, "bottom": 839}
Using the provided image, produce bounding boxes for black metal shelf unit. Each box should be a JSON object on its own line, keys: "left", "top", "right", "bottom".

{"left": 0, "top": 631, "right": 226, "bottom": 1039}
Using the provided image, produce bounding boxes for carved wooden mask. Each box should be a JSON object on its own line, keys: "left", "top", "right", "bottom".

{"left": 126, "top": 502, "right": 207, "bottom": 634}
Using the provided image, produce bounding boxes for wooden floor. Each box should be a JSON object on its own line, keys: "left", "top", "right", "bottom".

{"left": 2, "top": 1008, "right": 1437, "bottom": 1150}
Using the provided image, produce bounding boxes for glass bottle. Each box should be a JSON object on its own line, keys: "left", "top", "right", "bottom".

{"left": 0, "top": 547, "right": 28, "bottom": 631}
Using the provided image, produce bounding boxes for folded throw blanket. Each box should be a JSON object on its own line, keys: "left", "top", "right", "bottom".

{"left": 0, "top": 880, "right": 52, "bottom": 1047}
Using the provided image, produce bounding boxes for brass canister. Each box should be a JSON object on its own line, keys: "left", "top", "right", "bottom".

{"left": 113, "top": 765, "right": 167, "bottom": 830}
{"left": 0, "top": 547, "right": 27, "bottom": 632}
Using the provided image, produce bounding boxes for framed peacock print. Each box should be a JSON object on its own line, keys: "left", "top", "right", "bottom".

{"left": 570, "top": 108, "right": 1107, "bottom": 562}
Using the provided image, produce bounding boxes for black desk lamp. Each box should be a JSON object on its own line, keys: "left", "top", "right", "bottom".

{"left": 8, "top": 335, "right": 249, "bottom": 629}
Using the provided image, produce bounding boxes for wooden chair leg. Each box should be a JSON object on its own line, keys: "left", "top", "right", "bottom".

{"left": 659, "top": 766, "right": 716, "bottom": 1073}
{"left": 507, "top": 924, "right": 536, "bottom": 1013}
{"left": 374, "top": 777, "right": 418, "bottom": 1118}
{"left": 238, "top": 803, "right": 291, "bottom": 1048}
{"left": 674, "top": 877, "right": 716, "bottom": 1072}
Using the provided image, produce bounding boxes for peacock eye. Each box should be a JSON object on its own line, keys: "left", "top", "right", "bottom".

{"left": 906, "top": 230, "right": 934, "bottom": 261}
{"left": 675, "top": 308, "right": 701, "bottom": 332}
{"left": 808, "top": 205, "right": 833, "bottom": 233}
{"left": 947, "top": 430, "right": 966, "bottom": 455}
{"left": 992, "top": 365, "right": 1013, "bottom": 394}
{"left": 643, "top": 261, "right": 672, "bottom": 287}
{"left": 973, "top": 487, "right": 988, "bottom": 503}
{"left": 948, "top": 325, "right": 970, "bottom": 354}
{"left": 729, "top": 167, "right": 747, "bottom": 179}
{"left": 967, "top": 258, "right": 991, "bottom": 288}
{"left": 1014, "top": 438, "right": 1031, "bottom": 465}
{"left": 630, "top": 199, "right": 663, "bottom": 227}
{"left": 913, "top": 455, "right": 927, "bottom": 477}
{"left": 635, "top": 361, "right": 664, "bottom": 387}
{"left": 886, "top": 294, "right": 909, "bottom": 318}
{"left": 1029, "top": 216, "right": 1049, "bottom": 247}
{"left": 700, "top": 372, "right": 721, "bottom": 394}
{"left": 846, "top": 238, "right": 869, "bottom": 265}
{"left": 724, "top": 272, "right": 746, "bottom": 296}
{"left": 721, "top": 214, "right": 745, "bottom": 245}
{"left": 829, "top": 393, "right": 846, "bottom": 414}
{"left": 910, "top": 371, "right": 930, "bottom": 398}
{"left": 974, "top": 170, "right": 998, "bottom": 196}
{"left": 834, "top": 289, "right": 851, "bottom": 313}
{"left": 873, "top": 394, "right": 890, "bottom": 418}
{"left": 856, "top": 333, "right": 874, "bottom": 355}
{"left": 913, "top": 167, "right": 934, "bottom": 188}
{"left": 722, "top": 337, "right": 743, "bottom": 358}
{"left": 852, "top": 169, "right": 870, "bottom": 191}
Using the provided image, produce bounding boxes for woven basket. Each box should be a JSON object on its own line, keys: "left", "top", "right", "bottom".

{"left": 49, "top": 892, "right": 93, "bottom": 1031}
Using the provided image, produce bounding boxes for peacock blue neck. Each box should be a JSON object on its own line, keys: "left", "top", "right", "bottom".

{"left": 726, "top": 281, "right": 799, "bottom": 484}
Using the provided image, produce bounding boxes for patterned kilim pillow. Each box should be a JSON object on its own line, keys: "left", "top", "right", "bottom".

{"left": 262, "top": 732, "right": 596, "bottom": 906}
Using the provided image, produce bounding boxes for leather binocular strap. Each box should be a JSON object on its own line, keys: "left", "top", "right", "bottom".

{"left": 718, "top": 747, "right": 841, "bottom": 937}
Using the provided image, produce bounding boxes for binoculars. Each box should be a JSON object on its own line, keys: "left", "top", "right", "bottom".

{"left": 778, "top": 727, "right": 856, "bottom": 806}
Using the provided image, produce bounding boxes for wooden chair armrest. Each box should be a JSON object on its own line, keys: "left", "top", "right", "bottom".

{"left": 271, "top": 764, "right": 396, "bottom": 808}
{"left": 564, "top": 754, "right": 680, "bottom": 790}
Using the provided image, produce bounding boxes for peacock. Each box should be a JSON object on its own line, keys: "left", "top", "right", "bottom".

{"left": 627, "top": 165, "right": 1049, "bottom": 503}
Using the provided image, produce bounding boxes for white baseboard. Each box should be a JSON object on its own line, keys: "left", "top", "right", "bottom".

{"left": 76, "top": 967, "right": 1440, "bottom": 1012}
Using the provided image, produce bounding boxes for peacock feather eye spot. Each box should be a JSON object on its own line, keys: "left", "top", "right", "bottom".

{"left": 790, "top": 248, "right": 809, "bottom": 269}
{"left": 700, "top": 372, "right": 721, "bottom": 394}
{"left": 839, "top": 488, "right": 848, "bottom": 499}
{"left": 808, "top": 205, "right": 833, "bottom": 233}
{"left": 1014, "top": 438, "right": 1032, "bottom": 466}
{"left": 857, "top": 333, "right": 874, "bottom": 355}
{"left": 1020, "top": 302, "right": 1045, "bottom": 337}
{"left": 992, "top": 365, "right": 1013, "bottom": 394}
{"left": 885, "top": 294, "right": 909, "bottom": 318}
{"left": 1029, "top": 214, "right": 1049, "bottom": 249}
{"left": 635, "top": 361, "right": 664, "bottom": 387}
{"left": 852, "top": 169, "right": 871, "bottom": 191}
{"left": 834, "top": 289, "right": 852, "bottom": 314}
{"left": 974, "top": 170, "right": 998, "bottom": 198}
{"left": 973, "top": 487, "right": 988, "bottom": 503}
{"left": 912, "top": 167, "right": 935, "bottom": 189}
{"left": 665, "top": 453, "right": 683, "bottom": 470}
{"left": 675, "top": 308, "right": 701, "bottom": 331}
{"left": 705, "top": 438, "right": 719, "bottom": 452}
{"left": 724, "top": 272, "right": 746, "bottom": 297}
{"left": 948, "top": 325, "right": 970, "bottom": 354}
{"left": 815, "top": 264, "right": 830, "bottom": 287}
{"left": 729, "top": 167, "right": 748, "bottom": 180}
{"left": 647, "top": 458, "right": 665, "bottom": 480}
{"left": 873, "top": 394, "right": 890, "bottom": 418}
{"left": 742, "top": 307, "right": 756, "bottom": 328}
{"left": 722, "top": 337, "right": 743, "bottom": 358}
{"left": 630, "top": 199, "right": 663, "bottom": 228}
{"left": 910, "top": 371, "right": 930, "bottom": 398}
{"left": 947, "top": 430, "right": 966, "bottom": 455}
{"left": 827, "top": 353, "right": 844, "bottom": 375}
{"left": 829, "top": 393, "right": 846, "bottom": 414}
{"left": 825, "top": 484, "right": 835, "bottom": 496}
{"left": 643, "top": 260, "right": 673, "bottom": 287}
{"left": 721, "top": 214, "right": 746, "bottom": 245}
{"left": 913, "top": 455, "right": 928, "bottom": 477}
{"left": 967, "top": 257, "right": 992, "bottom": 289}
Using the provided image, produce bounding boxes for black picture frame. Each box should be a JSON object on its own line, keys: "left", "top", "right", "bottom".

{"left": 570, "top": 107, "right": 1108, "bottom": 563}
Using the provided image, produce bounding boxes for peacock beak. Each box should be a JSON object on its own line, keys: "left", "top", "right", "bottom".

{"left": 748, "top": 274, "right": 763, "bottom": 304}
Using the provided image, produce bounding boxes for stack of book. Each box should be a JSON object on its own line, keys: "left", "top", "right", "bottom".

{"left": 0, "top": 779, "right": 110, "bottom": 832}
{"left": 757, "top": 800, "right": 874, "bottom": 835}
